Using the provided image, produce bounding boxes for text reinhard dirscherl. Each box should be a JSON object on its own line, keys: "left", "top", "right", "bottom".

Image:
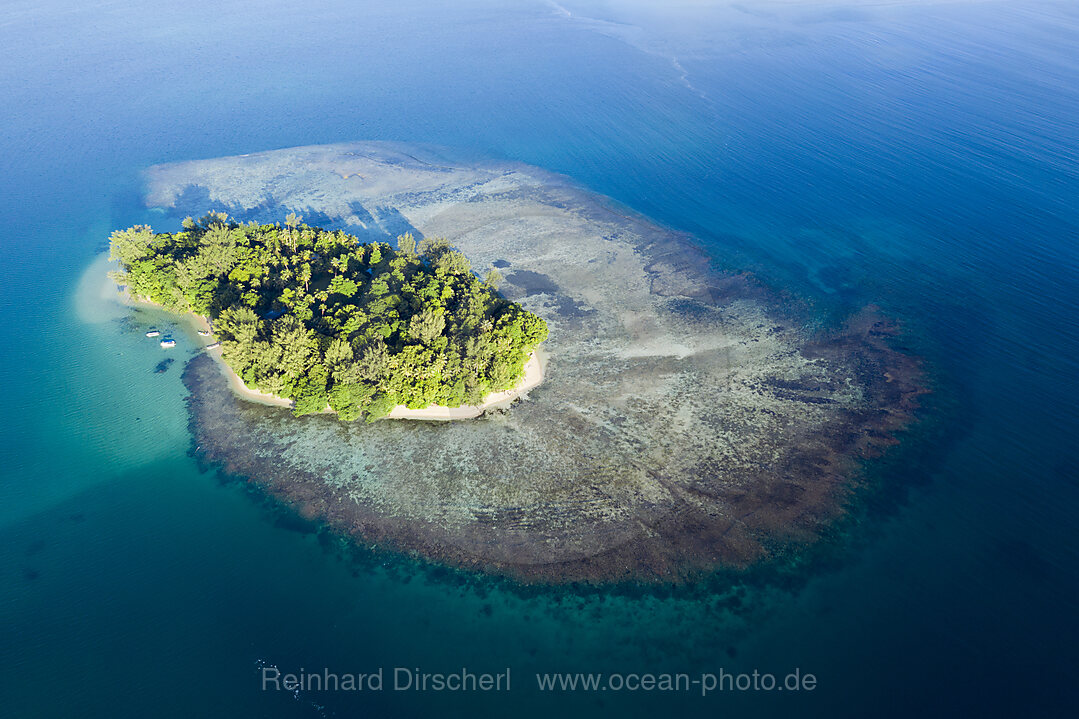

{"left": 260, "top": 667, "right": 818, "bottom": 696}
{"left": 262, "top": 667, "right": 511, "bottom": 693}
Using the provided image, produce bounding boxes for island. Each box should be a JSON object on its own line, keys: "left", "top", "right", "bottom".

{"left": 132, "top": 141, "right": 925, "bottom": 584}
{"left": 109, "top": 216, "right": 548, "bottom": 421}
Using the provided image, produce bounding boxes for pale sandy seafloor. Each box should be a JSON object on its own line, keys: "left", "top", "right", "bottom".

{"left": 150, "top": 142, "right": 925, "bottom": 584}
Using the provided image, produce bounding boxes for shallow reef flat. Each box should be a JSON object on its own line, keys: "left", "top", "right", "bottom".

{"left": 154, "top": 142, "right": 925, "bottom": 583}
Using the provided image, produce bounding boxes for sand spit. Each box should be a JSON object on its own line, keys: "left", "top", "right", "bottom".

{"left": 153, "top": 142, "right": 925, "bottom": 583}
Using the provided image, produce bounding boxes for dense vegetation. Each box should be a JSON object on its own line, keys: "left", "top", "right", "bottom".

{"left": 109, "top": 213, "right": 547, "bottom": 421}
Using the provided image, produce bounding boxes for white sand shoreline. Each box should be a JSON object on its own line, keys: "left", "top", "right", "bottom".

{"left": 207, "top": 326, "right": 546, "bottom": 419}
{"left": 386, "top": 350, "right": 546, "bottom": 420}
{"left": 113, "top": 268, "right": 546, "bottom": 420}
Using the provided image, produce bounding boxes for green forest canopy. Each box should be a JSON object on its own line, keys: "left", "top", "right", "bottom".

{"left": 109, "top": 212, "right": 548, "bottom": 421}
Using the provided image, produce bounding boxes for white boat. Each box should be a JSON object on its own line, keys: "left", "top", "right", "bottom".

{"left": 160, "top": 339, "right": 176, "bottom": 348}
{"left": 146, "top": 330, "right": 161, "bottom": 337}
{"left": 197, "top": 330, "right": 212, "bottom": 337}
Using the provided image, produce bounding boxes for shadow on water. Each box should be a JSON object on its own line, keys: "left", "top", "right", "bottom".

{"left": 149, "top": 187, "right": 425, "bottom": 247}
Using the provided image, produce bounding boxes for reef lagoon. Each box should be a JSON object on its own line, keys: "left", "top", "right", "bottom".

{"left": 154, "top": 142, "right": 924, "bottom": 582}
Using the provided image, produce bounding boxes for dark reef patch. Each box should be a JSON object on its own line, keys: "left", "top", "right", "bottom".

{"left": 505, "top": 269, "right": 560, "bottom": 295}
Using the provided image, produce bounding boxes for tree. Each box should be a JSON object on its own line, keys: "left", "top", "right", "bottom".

{"left": 397, "top": 232, "right": 417, "bottom": 256}
{"left": 364, "top": 393, "right": 398, "bottom": 422}
{"left": 355, "top": 338, "right": 390, "bottom": 383}
{"left": 407, "top": 306, "right": 446, "bottom": 345}
{"left": 108, "top": 215, "right": 548, "bottom": 421}
{"left": 328, "top": 275, "right": 358, "bottom": 299}
{"left": 292, "top": 363, "right": 329, "bottom": 417}
{"left": 419, "top": 236, "right": 451, "bottom": 257}
{"left": 273, "top": 315, "right": 315, "bottom": 378}
{"left": 328, "top": 382, "right": 375, "bottom": 422}
{"left": 108, "top": 225, "right": 156, "bottom": 266}
{"left": 324, "top": 337, "right": 354, "bottom": 371}
{"left": 198, "top": 211, "right": 229, "bottom": 227}
{"left": 299, "top": 262, "right": 312, "bottom": 293}
{"left": 434, "top": 250, "right": 471, "bottom": 276}
{"left": 217, "top": 305, "right": 261, "bottom": 345}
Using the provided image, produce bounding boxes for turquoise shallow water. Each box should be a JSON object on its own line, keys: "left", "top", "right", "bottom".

{"left": 1, "top": 1, "right": 1077, "bottom": 717}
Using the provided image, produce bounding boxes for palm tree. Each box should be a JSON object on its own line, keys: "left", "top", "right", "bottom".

{"left": 299, "top": 262, "right": 312, "bottom": 293}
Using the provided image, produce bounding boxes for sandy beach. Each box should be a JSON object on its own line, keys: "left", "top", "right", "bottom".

{"left": 387, "top": 351, "right": 546, "bottom": 420}
{"left": 206, "top": 338, "right": 546, "bottom": 418}
{"left": 201, "top": 341, "right": 295, "bottom": 409}
{"left": 110, "top": 272, "right": 548, "bottom": 419}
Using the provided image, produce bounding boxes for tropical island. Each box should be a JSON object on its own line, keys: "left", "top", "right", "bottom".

{"left": 108, "top": 214, "right": 548, "bottom": 421}
{"left": 137, "top": 142, "right": 925, "bottom": 584}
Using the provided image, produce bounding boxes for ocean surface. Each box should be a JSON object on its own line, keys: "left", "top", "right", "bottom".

{"left": 1, "top": 1, "right": 1077, "bottom": 716}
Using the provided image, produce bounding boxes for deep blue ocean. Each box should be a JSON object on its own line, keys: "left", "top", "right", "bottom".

{"left": 1, "top": 1, "right": 1077, "bottom": 717}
